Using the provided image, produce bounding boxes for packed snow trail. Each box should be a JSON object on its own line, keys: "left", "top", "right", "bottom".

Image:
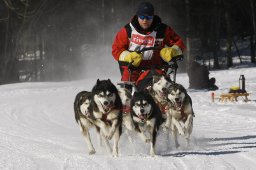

{"left": 0, "top": 67, "right": 256, "bottom": 170}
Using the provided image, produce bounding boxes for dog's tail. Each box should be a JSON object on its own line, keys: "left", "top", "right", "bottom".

{"left": 74, "top": 91, "right": 89, "bottom": 123}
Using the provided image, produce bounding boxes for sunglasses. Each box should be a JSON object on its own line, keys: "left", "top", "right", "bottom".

{"left": 138, "top": 15, "right": 154, "bottom": 20}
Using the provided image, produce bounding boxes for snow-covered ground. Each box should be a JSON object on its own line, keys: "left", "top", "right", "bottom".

{"left": 0, "top": 67, "right": 256, "bottom": 170}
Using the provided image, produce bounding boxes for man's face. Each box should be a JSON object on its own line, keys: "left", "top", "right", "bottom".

{"left": 138, "top": 15, "right": 153, "bottom": 30}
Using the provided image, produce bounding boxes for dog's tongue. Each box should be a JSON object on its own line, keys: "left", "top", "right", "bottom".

{"left": 139, "top": 115, "right": 146, "bottom": 121}
{"left": 176, "top": 101, "right": 182, "bottom": 108}
{"left": 160, "top": 91, "right": 167, "bottom": 99}
{"left": 103, "top": 104, "right": 114, "bottom": 113}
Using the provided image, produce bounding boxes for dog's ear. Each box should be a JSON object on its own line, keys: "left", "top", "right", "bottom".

{"left": 107, "top": 78, "right": 111, "bottom": 83}
{"left": 153, "top": 75, "right": 160, "bottom": 83}
{"left": 164, "top": 75, "right": 172, "bottom": 83}
{"left": 133, "top": 91, "right": 138, "bottom": 96}
{"left": 96, "top": 79, "right": 100, "bottom": 85}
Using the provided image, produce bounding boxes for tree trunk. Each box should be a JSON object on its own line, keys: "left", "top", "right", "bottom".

{"left": 2, "top": 12, "right": 19, "bottom": 83}
{"left": 0, "top": 9, "right": 9, "bottom": 84}
{"left": 39, "top": 33, "right": 45, "bottom": 81}
{"left": 250, "top": 35, "right": 255, "bottom": 63}
{"left": 232, "top": 38, "right": 242, "bottom": 64}
{"left": 250, "top": 0, "right": 256, "bottom": 63}
{"left": 213, "top": 0, "right": 220, "bottom": 69}
{"left": 185, "top": 0, "right": 191, "bottom": 64}
{"left": 225, "top": 7, "right": 233, "bottom": 68}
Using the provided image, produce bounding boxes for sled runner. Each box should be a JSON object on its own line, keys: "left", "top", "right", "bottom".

{"left": 211, "top": 92, "right": 250, "bottom": 102}
{"left": 219, "top": 93, "right": 250, "bottom": 102}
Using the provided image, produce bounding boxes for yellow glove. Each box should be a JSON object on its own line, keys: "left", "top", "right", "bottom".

{"left": 160, "top": 45, "right": 183, "bottom": 62}
{"left": 119, "top": 51, "right": 142, "bottom": 67}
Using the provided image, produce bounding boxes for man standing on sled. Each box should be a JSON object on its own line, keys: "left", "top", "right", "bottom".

{"left": 112, "top": 1, "right": 185, "bottom": 83}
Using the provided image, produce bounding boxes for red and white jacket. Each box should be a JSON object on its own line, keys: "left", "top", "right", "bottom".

{"left": 112, "top": 15, "right": 185, "bottom": 81}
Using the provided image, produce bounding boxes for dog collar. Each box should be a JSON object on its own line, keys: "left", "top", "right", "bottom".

{"left": 101, "top": 108, "right": 114, "bottom": 126}
{"left": 157, "top": 100, "right": 169, "bottom": 114}
{"left": 122, "top": 105, "right": 131, "bottom": 115}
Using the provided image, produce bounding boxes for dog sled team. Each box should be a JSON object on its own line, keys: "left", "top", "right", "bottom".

{"left": 74, "top": 1, "right": 194, "bottom": 157}
{"left": 74, "top": 75, "right": 194, "bottom": 157}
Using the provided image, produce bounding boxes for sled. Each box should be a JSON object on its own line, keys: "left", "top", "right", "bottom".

{"left": 219, "top": 93, "right": 250, "bottom": 102}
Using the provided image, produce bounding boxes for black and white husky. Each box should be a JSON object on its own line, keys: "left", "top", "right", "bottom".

{"left": 74, "top": 91, "right": 98, "bottom": 155}
{"left": 89, "top": 79, "right": 123, "bottom": 157}
{"left": 166, "top": 83, "right": 194, "bottom": 147}
{"left": 131, "top": 91, "right": 164, "bottom": 156}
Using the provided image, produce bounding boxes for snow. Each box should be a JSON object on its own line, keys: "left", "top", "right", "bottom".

{"left": 0, "top": 67, "right": 256, "bottom": 170}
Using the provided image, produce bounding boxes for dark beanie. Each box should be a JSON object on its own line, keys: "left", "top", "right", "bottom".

{"left": 136, "top": 2, "right": 154, "bottom": 16}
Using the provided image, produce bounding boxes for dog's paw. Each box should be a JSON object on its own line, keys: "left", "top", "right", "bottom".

{"left": 175, "top": 143, "right": 180, "bottom": 148}
{"left": 145, "top": 138, "right": 151, "bottom": 143}
{"left": 162, "top": 124, "right": 170, "bottom": 132}
{"left": 178, "top": 129, "right": 185, "bottom": 136}
{"left": 88, "top": 149, "right": 96, "bottom": 155}
{"left": 112, "top": 153, "right": 119, "bottom": 157}
{"left": 184, "top": 121, "right": 192, "bottom": 130}
{"left": 106, "top": 131, "right": 114, "bottom": 140}
{"left": 162, "top": 126, "right": 168, "bottom": 133}
{"left": 112, "top": 149, "right": 119, "bottom": 157}
{"left": 150, "top": 149, "right": 155, "bottom": 157}
{"left": 101, "top": 129, "right": 109, "bottom": 136}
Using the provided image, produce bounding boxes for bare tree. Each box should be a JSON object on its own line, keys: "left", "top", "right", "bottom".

{"left": 250, "top": 0, "right": 256, "bottom": 63}
{"left": 224, "top": 0, "right": 233, "bottom": 68}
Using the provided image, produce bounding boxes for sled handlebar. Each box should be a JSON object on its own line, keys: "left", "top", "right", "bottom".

{"left": 125, "top": 45, "right": 183, "bottom": 82}
{"left": 128, "top": 45, "right": 160, "bottom": 54}
{"left": 127, "top": 55, "right": 183, "bottom": 71}
{"left": 127, "top": 63, "right": 175, "bottom": 71}
{"left": 135, "top": 46, "right": 159, "bottom": 53}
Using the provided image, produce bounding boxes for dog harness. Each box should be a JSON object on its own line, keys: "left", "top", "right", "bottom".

{"left": 122, "top": 105, "right": 131, "bottom": 116}
{"left": 150, "top": 89, "right": 169, "bottom": 115}
{"left": 156, "top": 100, "right": 169, "bottom": 115}
{"left": 101, "top": 106, "right": 115, "bottom": 126}
{"left": 169, "top": 103, "right": 187, "bottom": 122}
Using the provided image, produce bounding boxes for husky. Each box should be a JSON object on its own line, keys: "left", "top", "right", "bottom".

{"left": 149, "top": 75, "right": 173, "bottom": 117}
{"left": 143, "top": 74, "right": 175, "bottom": 133}
{"left": 74, "top": 91, "right": 99, "bottom": 155}
{"left": 131, "top": 91, "right": 164, "bottom": 156}
{"left": 166, "top": 83, "right": 194, "bottom": 147}
{"left": 89, "top": 79, "right": 123, "bottom": 157}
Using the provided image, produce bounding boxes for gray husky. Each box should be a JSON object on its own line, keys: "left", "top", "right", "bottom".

{"left": 166, "top": 83, "right": 194, "bottom": 147}
{"left": 144, "top": 74, "right": 174, "bottom": 132}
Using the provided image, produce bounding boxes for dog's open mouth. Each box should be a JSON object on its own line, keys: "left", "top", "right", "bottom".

{"left": 84, "top": 111, "right": 90, "bottom": 117}
{"left": 101, "top": 102, "right": 114, "bottom": 113}
{"left": 160, "top": 91, "right": 166, "bottom": 97}
{"left": 158, "top": 91, "right": 167, "bottom": 99}
{"left": 175, "top": 101, "right": 182, "bottom": 108}
{"left": 139, "top": 114, "right": 147, "bottom": 121}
